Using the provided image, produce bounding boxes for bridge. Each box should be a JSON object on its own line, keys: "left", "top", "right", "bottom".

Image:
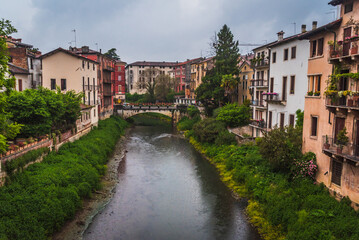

{"left": 114, "top": 105, "right": 185, "bottom": 123}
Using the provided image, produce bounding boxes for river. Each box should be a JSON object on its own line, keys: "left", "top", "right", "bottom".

{"left": 83, "top": 126, "right": 261, "bottom": 240}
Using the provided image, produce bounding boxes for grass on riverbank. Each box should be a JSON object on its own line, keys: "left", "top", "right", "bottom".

{"left": 186, "top": 132, "right": 359, "bottom": 240}
{"left": 127, "top": 113, "right": 172, "bottom": 127}
{"left": 0, "top": 117, "right": 128, "bottom": 240}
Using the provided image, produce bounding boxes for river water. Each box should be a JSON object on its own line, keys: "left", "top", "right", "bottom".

{"left": 83, "top": 126, "right": 261, "bottom": 240}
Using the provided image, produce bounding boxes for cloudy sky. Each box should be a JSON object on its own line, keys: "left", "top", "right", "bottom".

{"left": 1, "top": 0, "right": 337, "bottom": 63}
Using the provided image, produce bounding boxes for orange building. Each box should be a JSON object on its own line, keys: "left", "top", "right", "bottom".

{"left": 302, "top": 0, "right": 359, "bottom": 205}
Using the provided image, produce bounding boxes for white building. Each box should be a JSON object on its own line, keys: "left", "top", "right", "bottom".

{"left": 266, "top": 30, "right": 309, "bottom": 129}
{"left": 126, "top": 61, "right": 177, "bottom": 94}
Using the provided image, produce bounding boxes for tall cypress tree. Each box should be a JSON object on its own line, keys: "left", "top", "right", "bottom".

{"left": 196, "top": 24, "right": 240, "bottom": 115}
{"left": 214, "top": 24, "right": 240, "bottom": 76}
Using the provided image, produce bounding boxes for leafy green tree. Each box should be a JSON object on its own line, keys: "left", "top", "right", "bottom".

{"left": 216, "top": 103, "right": 250, "bottom": 128}
{"left": 0, "top": 19, "right": 21, "bottom": 153}
{"left": 155, "top": 74, "right": 175, "bottom": 102}
{"left": 196, "top": 24, "right": 240, "bottom": 114}
{"left": 104, "top": 48, "right": 120, "bottom": 60}
{"left": 221, "top": 74, "right": 239, "bottom": 103}
{"left": 257, "top": 126, "right": 302, "bottom": 173}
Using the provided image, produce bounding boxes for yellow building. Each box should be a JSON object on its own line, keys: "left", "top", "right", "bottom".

{"left": 189, "top": 57, "right": 214, "bottom": 99}
{"left": 238, "top": 54, "right": 254, "bottom": 105}
{"left": 41, "top": 48, "right": 100, "bottom": 129}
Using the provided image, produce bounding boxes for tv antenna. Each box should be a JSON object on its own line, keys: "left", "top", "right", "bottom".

{"left": 71, "top": 29, "right": 77, "bottom": 47}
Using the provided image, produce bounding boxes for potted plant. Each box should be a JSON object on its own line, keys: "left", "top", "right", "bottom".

{"left": 314, "top": 91, "right": 321, "bottom": 96}
{"left": 307, "top": 91, "right": 314, "bottom": 96}
{"left": 324, "top": 135, "right": 330, "bottom": 149}
{"left": 336, "top": 127, "right": 349, "bottom": 154}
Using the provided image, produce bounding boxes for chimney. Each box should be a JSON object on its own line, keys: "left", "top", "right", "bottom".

{"left": 100, "top": 49, "right": 102, "bottom": 53}
{"left": 81, "top": 46, "right": 89, "bottom": 53}
{"left": 277, "top": 31, "right": 285, "bottom": 41}
{"left": 301, "top": 24, "right": 307, "bottom": 33}
{"left": 312, "top": 21, "right": 318, "bottom": 30}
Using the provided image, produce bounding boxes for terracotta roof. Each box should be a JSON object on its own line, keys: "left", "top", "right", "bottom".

{"left": 40, "top": 48, "right": 99, "bottom": 64}
{"left": 252, "top": 40, "right": 277, "bottom": 52}
{"left": 328, "top": 0, "right": 342, "bottom": 6}
{"left": 238, "top": 54, "right": 254, "bottom": 67}
{"left": 8, "top": 63, "right": 29, "bottom": 75}
{"left": 128, "top": 61, "right": 177, "bottom": 67}
{"left": 298, "top": 18, "right": 342, "bottom": 39}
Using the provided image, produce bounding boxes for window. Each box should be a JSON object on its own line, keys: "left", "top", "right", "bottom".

{"left": 307, "top": 75, "right": 321, "bottom": 94}
{"left": 282, "top": 76, "right": 287, "bottom": 101}
{"left": 311, "top": 38, "right": 324, "bottom": 57}
{"left": 93, "top": 64, "right": 95, "bottom": 71}
{"left": 289, "top": 114, "right": 295, "bottom": 127}
{"left": 284, "top": 49, "right": 289, "bottom": 61}
{"left": 270, "top": 78, "right": 274, "bottom": 92}
{"left": 290, "top": 76, "right": 295, "bottom": 94}
{"left": 51, "top": 79, "right": 56, "bottom": 90}
{"left": 82, "top": 60, "right": 85, "bottom": 68}
{"left": 30, "top": 58, "right": 33, "bottom": 69}
{"left": 331, "top": 160, "right": 343, "bottom": 186}
{"left": 311, "top": 116, "right": 318, "bottom": 137}
{"left": 291, "top": 46, "right": 296, "bottom": 59}
{"left": 344, "top": 2, "right": 353, "bottom": 14}
{"left": 280, "top": 113, "right": 285, "bottom": 128}
{"left": 18, "top": 79, "right": 22, "bottom": 91}
{"left": 61, "top": 79, "right": 66, "bottom": 90}
{"left": 272, "top": 52, "right": 276, "bottom": 63}
{"left": 268, "top": 111, "right": 272, "bottom": 129}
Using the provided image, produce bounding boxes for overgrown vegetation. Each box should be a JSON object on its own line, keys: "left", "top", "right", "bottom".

{"left": 187, "top": 135, "right": 359, "bottom": 240}
{"left": 177, "top": 106, "right": 201, "bottom": 131}
{"left": 216, "top": 102, "right": 251, "bottom": 128}
{"left": 0, "top": 117, "right": 128, "bottom": 239}
{"left": 2, "top": 147, "right": 50, "bottom": 176}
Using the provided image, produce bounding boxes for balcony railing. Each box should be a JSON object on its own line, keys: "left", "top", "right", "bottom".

{"left": 250, "top": 120, "right": 267, "bottom": 129}
{"left": 326, "top": 96, "right": 359, "bottom": 110}
{"left": 250, "top": 79, "right": 268, "bottom": 88}
{"left": 251, "top": 100, "right": 266, "bottom": 108}
{"left": 255, "top": 59, "right": 269, "bottom": 68}
{"left": 329, "top": 37, "right": 359, "bottom": 62}
{"left": 264, "top": 93, "right": 287, "bottom": 104}
{"left": 322, "top": 135, "right": 359, "bottom": 163}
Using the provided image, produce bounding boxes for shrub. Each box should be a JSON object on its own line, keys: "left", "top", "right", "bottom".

{"left": 216, "top": 103, "right": 251, "bottom": 127}
{"left": 215, "top": 130, "right": 237, "bottom": 146}
{"left": 192, "top": 118, "right": 226, "bottom": 143}
{"left": 257, "top": 126, "right": 302, "bottom": 173}
{"left": 187, "top": 105, "right": 200, "bottom": 118}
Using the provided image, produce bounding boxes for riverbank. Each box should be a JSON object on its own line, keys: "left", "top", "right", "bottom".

{"left": 184, "top": 132, "right": 359, "bottom": 240}
{"left": 52, "top": 132, "right": 128, "bottom": 240}
{"left": 0, "top": 117, "right": 128, "bottom": 240}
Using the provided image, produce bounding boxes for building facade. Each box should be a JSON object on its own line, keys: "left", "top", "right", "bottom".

{"left": 126, "top": 61, "right": 176, "bottom": 94}
{"left": 238, "top": 54, "right": 254, "bottom": 105}
{"left": 189, "top": 57, "right": 214, "bottom": 99}
{"left": 6, "top": 37, "right": 42, "bottom": 90}
{"left": 302, "top": 0, "right": 359, "bottom": 204}
{"left": 266, "top": 32, "right": 310, "bottom": 129}
{"left": 72, "top": 46, "right": 116, "bottom": 119}
{"left": 249, "top": 45, "right": 271, "bottom": 137}
{"left": 41, "top": 48, "right": 99, "bottom": 127}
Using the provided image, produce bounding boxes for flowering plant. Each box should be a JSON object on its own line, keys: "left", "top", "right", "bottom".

{"left": 314, "top": 91, "right": 320, "bottom": 96}
{"left": 262, "top": 92, "right": 278, "bottom": 95}
{"left": 307, "top": 91, "right": 313, "bottom": 96}
{"left": 292, "top": 152, "right": 318, "bottom": 181}
{"left": 338, "top": 40, "right": 343, "bottom": 45}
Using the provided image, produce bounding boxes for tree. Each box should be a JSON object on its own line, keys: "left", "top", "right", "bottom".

{"left": 214, "top": 24, "right": 240, "bottom": 76}
{"left": 137, "top": 68, "right": 161, "bottom": 103}
{"left": 155, "top": 74, "right": 175, "bottom": 102}
{"left": 196, "top": 24, "right": 240, "bottom": 114}
{"left": 216, "top": 103, "right": 250, "bottom": 128}
{"left": 104, "top": 48, "right": 120, "bottom": 60}
{"left": 0, "top": 19, "right": 21, "bottom": 153}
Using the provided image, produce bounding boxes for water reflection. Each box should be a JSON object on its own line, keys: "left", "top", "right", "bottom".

{"left": 83, "top": 126, "right": 261, "bottom": 240}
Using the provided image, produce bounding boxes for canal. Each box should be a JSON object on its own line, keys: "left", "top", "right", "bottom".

{"left": 83, "top": 126, "right": 261, "bottom": 240}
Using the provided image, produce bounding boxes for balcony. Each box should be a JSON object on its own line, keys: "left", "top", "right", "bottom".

{"left": 264, "top": 93, "right": 287, "bottom": 105}
{"left": 325, "top": 95, "right": 359, "bottom": 112}
{"left": 322, "top": 135, "right": 359, "bottom": 165}
{"left": 103, "top": 65, "right": 114, "bottom": 71}
{"left": 254, "top": 59, "right": 269, "bottom": 69}
{"left": 250, "top": 79, "right": 268, "bottom": 88}
{"left": 249, "top": 119, "right": 267, "bottom": 129}
{"left": 329, "top": 38, "right": 359, "bottom": 63}
{"left": 251, "top": 100, "right": 267, "bottom": 109}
